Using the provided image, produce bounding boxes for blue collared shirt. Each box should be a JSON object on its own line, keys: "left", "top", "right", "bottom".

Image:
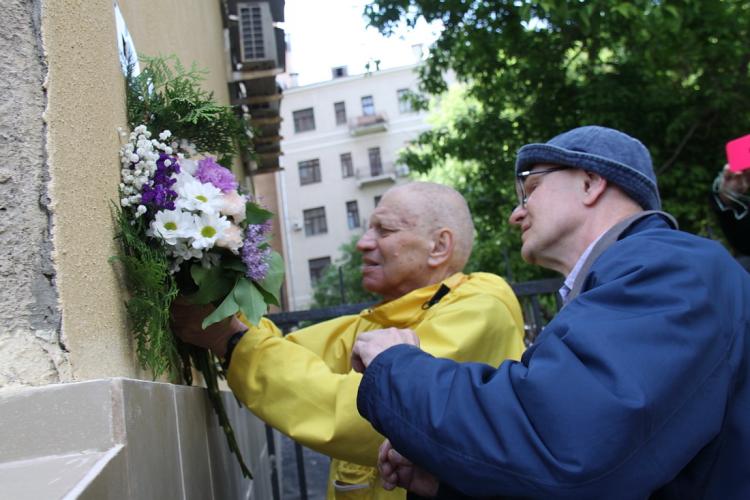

{"left": 559, "top": 233, "right": 605, "bottom": 304}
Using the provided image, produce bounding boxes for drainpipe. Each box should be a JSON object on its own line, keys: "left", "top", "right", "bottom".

{"left": 278, "top": 169, "right": 297, "bottom": 310}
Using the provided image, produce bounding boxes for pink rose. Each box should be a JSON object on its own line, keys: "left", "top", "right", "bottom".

{"left": 220, "top": 191, "right": 247, "bottom": 223}
{"left": 216, "top": 224, "right": 244, "bottom": 253}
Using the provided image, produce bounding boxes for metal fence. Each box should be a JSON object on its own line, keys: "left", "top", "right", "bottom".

{"left": 264, "top": 277, "right": 563, "bottom": 499}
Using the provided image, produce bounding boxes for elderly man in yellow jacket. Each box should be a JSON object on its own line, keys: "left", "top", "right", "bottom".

{"left": 173, "top": 181, "right": 525, "bottom": 499}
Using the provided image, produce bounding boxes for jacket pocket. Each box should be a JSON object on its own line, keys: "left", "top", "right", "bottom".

{"left": 331, "top": 460, "right": 377, "bottom": 499}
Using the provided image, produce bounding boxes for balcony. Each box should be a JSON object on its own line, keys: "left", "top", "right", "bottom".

{"left": 224, "top": 0, "right": 286, "bottom": 174}
{"left": 355, "top": 162, "right": 409, "bottom": 188}
{"left": 348, "top": 113, "right": 388, "bottom": 137}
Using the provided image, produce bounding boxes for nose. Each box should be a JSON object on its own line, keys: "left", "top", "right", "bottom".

{"left": 356, "top": 229, "right": 375, "bottom": 252}
{"left": 508, "top": 204, "right": 526, "bottom": 227}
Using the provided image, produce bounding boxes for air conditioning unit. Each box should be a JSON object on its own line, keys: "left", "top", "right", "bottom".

{"left": 291, "top": 221, "right": 303, "bottom": 232}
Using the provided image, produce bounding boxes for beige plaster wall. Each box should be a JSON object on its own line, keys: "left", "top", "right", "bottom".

{"left": 42, "top": 0, "right": 135, "bottom": 381}
{"left": 117, "top": 0, "right": 231, "bottom": 107}
{"left": 40, "top": 0, "right": 231, "bottom": 383}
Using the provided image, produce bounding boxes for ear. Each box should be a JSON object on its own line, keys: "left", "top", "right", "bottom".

{"left": 581, "top": 171, "right": 608, "bottom": 206}
{"left": 427, "top": 228, "right": 455, "bottom": 268}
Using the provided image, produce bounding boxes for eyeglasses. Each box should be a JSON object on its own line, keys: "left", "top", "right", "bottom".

{"left": 515, "top": 167, "right": 569, "bottom": 207}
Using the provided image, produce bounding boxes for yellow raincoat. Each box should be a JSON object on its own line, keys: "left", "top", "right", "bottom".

{"left": 228, "top": 272, "right": 525, "bottom": 499}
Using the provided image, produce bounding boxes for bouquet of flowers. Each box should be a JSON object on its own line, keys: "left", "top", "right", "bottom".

{"left": 113, "top": 55, "right": 282, "bottom": 478}
{"left": 119, "top": 124, "right": 282, "bottom": 327}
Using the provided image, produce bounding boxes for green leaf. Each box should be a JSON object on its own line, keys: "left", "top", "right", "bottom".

{"left": 256, "top": 286, "right": 280, "bottom": 308}
{"left": 202, "top": 286, "right": 240, "bottom": 329}
{"left": 233, "top": 278, "right": 268, "bottom": 326}
{"left": 256, "top": 251, "right": 285, "bottom": 305}
{"left": 222, "top": 255, "right": 247, "bottom": 273}
{"left": 189, "top": 264, "right": 234, "bottom": 305}
{"left": 245, "top": 203, "right": 274, "bottom": 225}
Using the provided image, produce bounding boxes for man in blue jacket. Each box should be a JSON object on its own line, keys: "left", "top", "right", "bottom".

{"left": 352, "top": 126, "right": 750, "bottom": 499}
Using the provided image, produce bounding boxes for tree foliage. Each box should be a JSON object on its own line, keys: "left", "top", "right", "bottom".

{"left": 311, "top": 236, "right": 380, "bottom": 308}
{"left": 366, "top": 0, "right": 750, "bottom": 280}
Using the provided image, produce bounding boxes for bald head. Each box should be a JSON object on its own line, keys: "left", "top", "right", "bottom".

{"left": 382, "top": 182, "right": 475, "bottom": 272}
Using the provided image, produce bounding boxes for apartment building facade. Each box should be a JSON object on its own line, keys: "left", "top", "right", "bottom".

{"left": 273, "top": 64, "right": 431, "bottom": 309}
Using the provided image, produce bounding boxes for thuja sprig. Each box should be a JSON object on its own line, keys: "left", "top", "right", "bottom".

{"left": 126, "top": 55, "right": 250, "bottom": 167}
{"left": 111, "top": 204, "right": 181, "bottom": 380}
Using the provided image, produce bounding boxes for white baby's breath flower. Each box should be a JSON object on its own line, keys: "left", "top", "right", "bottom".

{"left": 159, "top": 130, "right": 172, "bottom": 141}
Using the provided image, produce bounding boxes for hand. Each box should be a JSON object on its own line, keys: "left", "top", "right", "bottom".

{"left": 378, "top": 439, "right": 439, "bottom": 497}
{"left": 719, "top": 164, "right": 750, "bottom": 202}
{"left": 170, "top": 296, "right": 247, "bottom": 357}
{"left": 351, "top": 328, "right": 420, "bottom": 373}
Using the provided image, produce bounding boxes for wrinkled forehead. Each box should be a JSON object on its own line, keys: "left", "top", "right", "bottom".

{"left": 373, "top": 190, "right": 422, "bottom": 227}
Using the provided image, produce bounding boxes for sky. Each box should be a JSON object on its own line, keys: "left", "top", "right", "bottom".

{"left": 280, "top": 0, "right": 441, "bottom": 86}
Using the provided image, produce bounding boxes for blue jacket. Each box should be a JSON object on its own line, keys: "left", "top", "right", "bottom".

{"left": 358, "top": 215, "right": 750, "bottom": 499}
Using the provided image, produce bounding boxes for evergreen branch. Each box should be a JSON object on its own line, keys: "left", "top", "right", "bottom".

{"left": 125, "top": 54, "right": 251, "bottom": 166}
{"left": 111, "top": 204, "right": 181, "bottom": 380}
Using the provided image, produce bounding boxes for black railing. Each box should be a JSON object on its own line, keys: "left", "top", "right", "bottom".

{"left": 264, "top": 277, "right": 563, "bottom": 499}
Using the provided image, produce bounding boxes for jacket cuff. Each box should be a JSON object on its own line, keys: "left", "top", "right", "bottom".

{"left": 356, "top": 344, "right": 419, "bottom": 429}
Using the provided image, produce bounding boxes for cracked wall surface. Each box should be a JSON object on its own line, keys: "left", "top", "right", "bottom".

{"left": 1, "top": 0, "right": 235, "bottom": 387}
{"left": 0, "top": 0, "right": 70, "bottom": 386}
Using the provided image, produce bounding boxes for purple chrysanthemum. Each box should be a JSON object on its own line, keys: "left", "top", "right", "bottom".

{"left": 195, "top": 157, "right": 238, "bottom": 193}
{"left": 241, "top": 221, "right": 272, "bottom": 281}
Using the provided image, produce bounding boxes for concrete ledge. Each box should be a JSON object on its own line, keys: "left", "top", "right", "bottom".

{"left": 0, "top": 378, "right": 280, "bottom": 499}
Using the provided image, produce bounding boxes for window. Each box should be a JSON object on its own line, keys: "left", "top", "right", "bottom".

{"left": 361, "top": 95, "right": 375, "bottom": 116}
{"left": 331, "top": 66, "right": 348, "bottom": 78}
{"left": 298, "top": 159, "right": 321, "bottom": 185}
{"left": 346, "top": 201, "right": 360, "bottom": 229}
{"left": 374, "top": 195, "right": 382, "bottom": 207}
{"left": 397, "top": 89, "right": 413, "bottom": 113}
{"left": 340, "top": 153, "right": 353, "bottom": 178}
{"left": 368, "top": 147, "right": 383, "bottom": 176}
{"left": 238, "top": 4, "right": 266, "bottom": 60}
{"left": 303, "top": 207, "right": 327, "bottom": 236}
{"left": 308, "top": 257, "right": 331, "bottom": 285}
{"left": 293, "top": 108, "right": 315, "bottom": 133}
{"left": 334, "top": 101, "right": 347, "bottom": 125}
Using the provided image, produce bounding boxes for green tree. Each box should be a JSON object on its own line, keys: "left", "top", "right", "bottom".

{"left": 311, "top": 235, "right": 379, "bottom": 308}
{"left": 366, "top": 0, "right": 750, "bottom": 280}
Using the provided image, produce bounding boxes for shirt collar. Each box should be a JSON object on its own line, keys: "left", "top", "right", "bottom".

{"left": 559, "top": 233, "right": 605, "bottom": 303}
{"left": 363, "top": 272, "right": 467, "bottom": 328}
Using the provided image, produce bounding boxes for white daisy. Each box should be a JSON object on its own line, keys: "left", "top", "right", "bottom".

{"left": 175, "top": 175, "right": 224, "bottom": 214}
{"left": 148, "top": 209, "right": 194, "bottom": 246}
{"left": 189, "top": 212, "right": 231, "bottom": 250}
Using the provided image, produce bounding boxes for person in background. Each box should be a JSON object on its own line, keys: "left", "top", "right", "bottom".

{"left": 352, "top": 126, "right": 750, "bottom": 499}
{"left": 172, "top": 181, "right": 526, "bottom": 500}
{"left": 710, "top": 163, "right": 750, "bottom": 270}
